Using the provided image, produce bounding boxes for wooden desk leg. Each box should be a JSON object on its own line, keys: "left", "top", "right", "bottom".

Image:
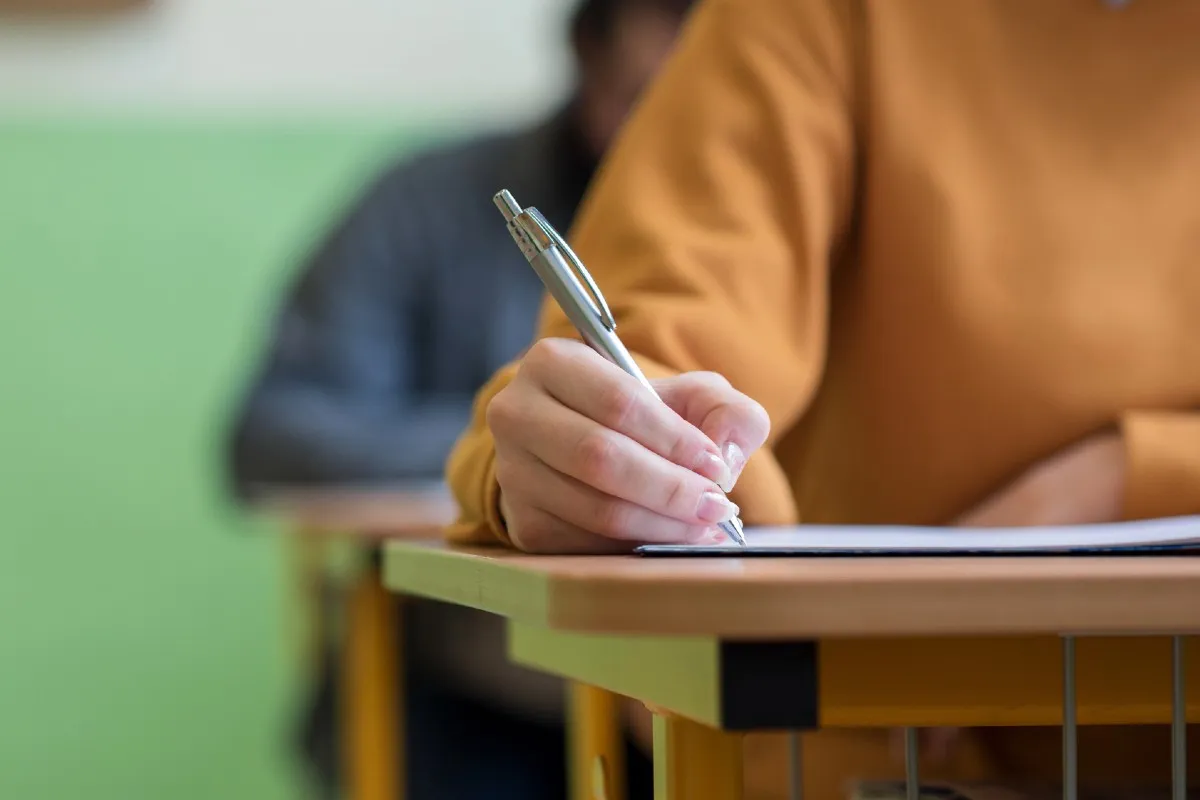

{"left": 652, "top": 713, "right": 742, "bottom": 800}
{"left": 342, "top": 570, "right": 402, "bottom": 800}
{"left": 569, "top": 683, "right": 625, "bottom": 800}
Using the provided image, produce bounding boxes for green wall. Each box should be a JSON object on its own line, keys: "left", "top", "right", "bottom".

{"left": 0, "top": 119, "right": 426, "bottom": 798}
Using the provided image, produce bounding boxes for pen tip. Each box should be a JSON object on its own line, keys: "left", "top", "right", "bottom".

{"left": 722, "top": 517, "right": 747, "bottom": 547}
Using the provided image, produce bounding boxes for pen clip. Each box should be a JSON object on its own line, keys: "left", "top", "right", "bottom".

{"left": 524, "top": 208, "right": 618, "bottom": 333}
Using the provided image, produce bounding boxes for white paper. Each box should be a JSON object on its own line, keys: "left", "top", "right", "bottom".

{"left": 691, "top": 515, "right": 1200, "bottom": 552}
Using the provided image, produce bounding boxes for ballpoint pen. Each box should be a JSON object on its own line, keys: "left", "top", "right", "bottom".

{"left": 493, "top": 188, "right": 747, "bottom": 547}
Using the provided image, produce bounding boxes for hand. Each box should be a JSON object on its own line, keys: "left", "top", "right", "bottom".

{"left": 954, "top": 431, "right": 1127, "bottom": 528}
{"left": 487, "top": 338, "right": 770, "bottom": 553}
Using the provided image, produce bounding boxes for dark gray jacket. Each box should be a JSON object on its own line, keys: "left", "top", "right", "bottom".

{"left": 228, "top": 109, "right": 593, "bottom": 494}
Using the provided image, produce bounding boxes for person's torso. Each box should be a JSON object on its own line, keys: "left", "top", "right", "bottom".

{"left": 782, "top": 0, "right": 1200, "bottom": 524}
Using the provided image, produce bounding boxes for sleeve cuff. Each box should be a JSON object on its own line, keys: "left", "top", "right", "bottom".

{"left": 1120, "top": 410, "right": 1200, "bottom": 521}
{"left": 481, "top": 454, "right": 512, "bottom": 546}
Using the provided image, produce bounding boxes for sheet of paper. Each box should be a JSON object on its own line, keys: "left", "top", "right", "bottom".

{"left": 636, "top": 515, "right": 1200, "bottom": 555}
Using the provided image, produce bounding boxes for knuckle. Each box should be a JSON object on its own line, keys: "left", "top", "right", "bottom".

{"left": 574, "top": 431, "right": 618, "bottom": 486}
{"left": 485, "top": 390, "right": 517, "bottom": 435}
{"left": 667, "top": 424, "right": 707, "bottom": 467}
{"left": 596, "top": 383, "right": 639, "bottom": 430}
{"left": 693, "top": 370, "right": 732, "bottom": 390}
{"left": 509, "top": 515, "right": 552, "bottom": 553}
{"left": 529, "top": 337, "right": 571, "bottom": 366}
{"left": 523, "top": 338, "right": 585, "bottom": 387}
{"left": 493, "top": 454, "right": 517, "bottom": 489}
{"left": 520, "top": 340, "right": 555, "bottom": 377}
{"left": 704, "top": 396, "right": 771, "bottom": 451}
{"left": 663, "top": 473, "right": 700, "bottom": 519}
{"left": 592, "top": 499, "right": 631, "bottom": 539}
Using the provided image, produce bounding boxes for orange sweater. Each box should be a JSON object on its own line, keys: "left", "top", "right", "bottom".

{"left": 447, "top": 0, "right": 1200, "bottom": 795}
{"left": 449, "top": 0, "right": 1200, "bottom": 543}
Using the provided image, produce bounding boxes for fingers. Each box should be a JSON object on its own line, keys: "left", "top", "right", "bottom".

{"left": 497, "top": 448, "right": 716, "bottom": 545}
{"left": 654, "top": 371, "right": 771, "bottom": 486}
{"left": 522, "top": 340, "right": 732, "bottom": 488}
{"left": 488, "top": 337, "right": 768, "bottom": 551}
{"left": 489, "top": 381, "right": 739, "bottom": 527}
{"left": 505, "top": 503, "right": 633, "bottom": 554}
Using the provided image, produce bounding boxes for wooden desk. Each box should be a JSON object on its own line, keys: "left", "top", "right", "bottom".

{"left": 257, "top": 483, "right": 456, "bottom": 539}
{"left": 385, "top": 541, "right": 1200, "bottom": 800}
{"left": 258, "top": 485, "right": 456, "bottom": 800}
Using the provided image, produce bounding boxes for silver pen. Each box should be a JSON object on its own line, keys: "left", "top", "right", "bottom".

{"left": 493, "top": 189, "right": 747, "bottom": 547}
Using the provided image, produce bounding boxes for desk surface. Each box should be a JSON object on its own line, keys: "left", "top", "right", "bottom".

{"left": 254, "top": 483, "right": 457, "bottom": 536}
{"left": 384, "top": 539, "right": 1200, "bottom": 638}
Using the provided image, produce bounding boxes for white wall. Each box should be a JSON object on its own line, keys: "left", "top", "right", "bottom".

{"left": 0, "top": 0, "right": 576, "bottom": 123}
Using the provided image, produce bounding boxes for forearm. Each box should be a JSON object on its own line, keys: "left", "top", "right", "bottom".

{"left": 230, "top": 388, "right": 473, "bottom": 497}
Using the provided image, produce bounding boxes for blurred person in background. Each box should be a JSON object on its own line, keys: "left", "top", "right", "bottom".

{"left": 226, "top": 0, "right": 694, "bottom": 797}
{"left": 446, "top": 0, "right": 1200, "bottom": 797}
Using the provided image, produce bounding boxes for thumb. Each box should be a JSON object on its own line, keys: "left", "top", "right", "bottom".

{"left": 652, "top": 371, "right": 770, "bottom": 490}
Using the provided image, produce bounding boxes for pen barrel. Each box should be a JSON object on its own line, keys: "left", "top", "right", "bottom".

{"left": 582, "top": 327, "right": 656, "bottom": 395}
{"left": 531, "top": 248, "right": 656, "bottom": 394}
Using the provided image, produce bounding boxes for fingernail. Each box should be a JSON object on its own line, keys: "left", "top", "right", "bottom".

{"left": 697, "top": 492, "right": 739, "bottom": 524}
{"left": 720, "top": 442, "right": 747, "bottom": 490}
{"left": 694, "top": 452, "right": 733, "bottom": 490}
{"left": 707, "top": 528, "right": 727, "bottom": 545}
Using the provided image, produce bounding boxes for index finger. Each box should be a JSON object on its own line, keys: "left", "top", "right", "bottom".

{"left": 655, "top": 371, "right": 771, "bottom": 453}
{"left": 521, "top": 339, "right": 730, "bottom": 487}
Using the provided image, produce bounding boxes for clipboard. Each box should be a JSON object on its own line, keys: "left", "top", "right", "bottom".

{"left": 636, "top": 516, "right": 1200, "bottom": 557}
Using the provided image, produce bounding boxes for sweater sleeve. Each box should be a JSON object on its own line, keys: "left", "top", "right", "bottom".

{"left": 1121, "top": 410, "right": 1200, "bottom": 520}
{"left": 445, "top": 0, "right": 859, "bottom": 544}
